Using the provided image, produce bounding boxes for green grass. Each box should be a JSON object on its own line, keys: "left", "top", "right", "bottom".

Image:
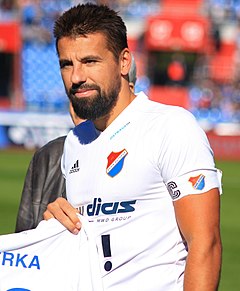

{"left": 216, "top": 160, "right": 240, "bottom": 291}
{"left": 0, "top": 150, "right": 239, "bottom": 290}
{"left": 0, "top": 149, "right": 33, "bottom": 234}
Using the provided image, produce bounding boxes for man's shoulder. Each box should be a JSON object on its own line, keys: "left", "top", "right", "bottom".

{"left": 136, "top": 93, "right": 192, "bottom": 123}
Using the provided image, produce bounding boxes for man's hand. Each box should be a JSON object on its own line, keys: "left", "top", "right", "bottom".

{"left": 43, "top": 197, "right": 81, "bottom": 234}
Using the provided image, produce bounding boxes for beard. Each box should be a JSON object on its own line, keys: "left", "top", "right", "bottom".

{"left": 68, "top": 76, "right": 121, "bottom": 121}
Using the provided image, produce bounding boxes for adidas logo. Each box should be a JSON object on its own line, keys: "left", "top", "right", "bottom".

{"left": 69, "top": 160, "right": 80, "bottom": 174}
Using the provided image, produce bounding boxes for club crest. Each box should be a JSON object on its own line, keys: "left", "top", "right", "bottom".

{"left": 189, "top": 174, "right": 205, "bottom": 190}
{"left": 106, "top": 149, "right": 128, "bottom": 177}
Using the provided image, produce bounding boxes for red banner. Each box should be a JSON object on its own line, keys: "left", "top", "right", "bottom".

{"left": 0, "top": 22, "right": 21, "bottom": 53}
{"left": 145, "top": 14, "right": 210, "bottom": 53}
{"left": 161, "top": 0, "right": 204, "bottom": 11}
{"left": 207, "top": 132, "right": 240, "bottom": 161}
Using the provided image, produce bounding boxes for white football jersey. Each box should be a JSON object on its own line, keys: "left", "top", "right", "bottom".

{"left": 62, "top": 92, "right": 222, "bottom": 291}
{"left": 0, "top": 216, "right": 103, "bottom": 291}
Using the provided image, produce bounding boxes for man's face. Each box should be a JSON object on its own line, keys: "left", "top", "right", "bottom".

{"left": 58, "top": 33, "right": 121, "bottom": 120}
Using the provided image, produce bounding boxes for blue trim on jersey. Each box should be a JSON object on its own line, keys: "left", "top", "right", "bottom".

{"left": 73, "top": 120, "right": 100, "bottom": 144}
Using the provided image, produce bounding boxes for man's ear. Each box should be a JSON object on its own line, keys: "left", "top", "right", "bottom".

{"left": 120, "top": 48, "right": 131, "bottom": 77}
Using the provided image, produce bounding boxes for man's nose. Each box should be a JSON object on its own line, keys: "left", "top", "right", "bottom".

{"left": 71, "top": 64, "right": 87, "bottom": 85}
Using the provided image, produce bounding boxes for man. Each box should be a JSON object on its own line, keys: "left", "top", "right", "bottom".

{"left": 15, "top": 103, "right": 82, "bottom": 232}
{"left": 15, "top": 59, "right": 137, "bottom": 232}
{"left": 44, "top": 3, "right": 222, "bottom": 290}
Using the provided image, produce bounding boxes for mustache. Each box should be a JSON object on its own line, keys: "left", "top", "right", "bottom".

{"left": 69, "top": 84, "right": 100, "bottom": 95}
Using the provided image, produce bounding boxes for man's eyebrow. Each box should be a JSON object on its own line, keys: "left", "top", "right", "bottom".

{"left": 80, "top": 55, "right": 102, "bottom": 62}
{"left": 59, "top": 55, "right": 102, "bottom": 67}
{"left": 59, "top": 59, "right": 72, "bottom": 67}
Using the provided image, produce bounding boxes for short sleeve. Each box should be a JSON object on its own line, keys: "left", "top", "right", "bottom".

{"left": 153, "top": 107, "right": 222, "bottom": 199}
{"left": 165, "top": 168, "right": 222, "bottom": 201}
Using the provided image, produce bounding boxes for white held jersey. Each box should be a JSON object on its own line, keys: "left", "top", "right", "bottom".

{"left": 62, "top": 92, "right": 222, "bottom": 291}
{"left": 0, "top": 216, "right": 103, "bottom": 291}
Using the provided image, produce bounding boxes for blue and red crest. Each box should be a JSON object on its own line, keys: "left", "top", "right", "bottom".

{"left": 189, "top": 174, "right": 205, "bottom": 190}
{"left": 106, "top": 149, "right": 128, "bottom": 177}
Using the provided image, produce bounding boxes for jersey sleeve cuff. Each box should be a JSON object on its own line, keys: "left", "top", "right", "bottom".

{"left": 165, "top": 169, "right": 223, "bottom": 201}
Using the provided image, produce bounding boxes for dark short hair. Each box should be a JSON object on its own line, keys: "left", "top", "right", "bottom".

{"left": 54, "top": 3, "right": 128, "bottom": 60}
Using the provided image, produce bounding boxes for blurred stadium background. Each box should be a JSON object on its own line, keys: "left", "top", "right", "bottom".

{"left": 0, "top": 0, "right": 240, "bottom": 153}
{"left": 0, "top": 0, "right": 239, "bottom": 290}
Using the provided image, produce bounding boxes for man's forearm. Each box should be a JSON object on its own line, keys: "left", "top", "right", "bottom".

{"left": 183, "top": 241, "right": 222, "bottom": 291}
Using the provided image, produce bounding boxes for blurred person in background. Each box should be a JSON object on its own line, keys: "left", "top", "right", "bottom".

{"left": 15, "top": 57, "right": 137, "bottom": 232}
{"left": 17, "top": 0, "right": 53, "bottom": 43}
{"left": 44, "top": 3, "right": 222, "bottom": 290}
{"left": 0, "top": 0, "right": 18, "bottom": 20}
{"left": 15, "top": 103, "right": 83, "bottom": 232}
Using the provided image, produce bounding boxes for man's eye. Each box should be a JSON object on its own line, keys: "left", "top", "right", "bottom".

{"left": 85, "top": 59, "right": 96, "bottom": 64}
{"left": 60, "top": 61, "right": 71, "bottom": 69}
